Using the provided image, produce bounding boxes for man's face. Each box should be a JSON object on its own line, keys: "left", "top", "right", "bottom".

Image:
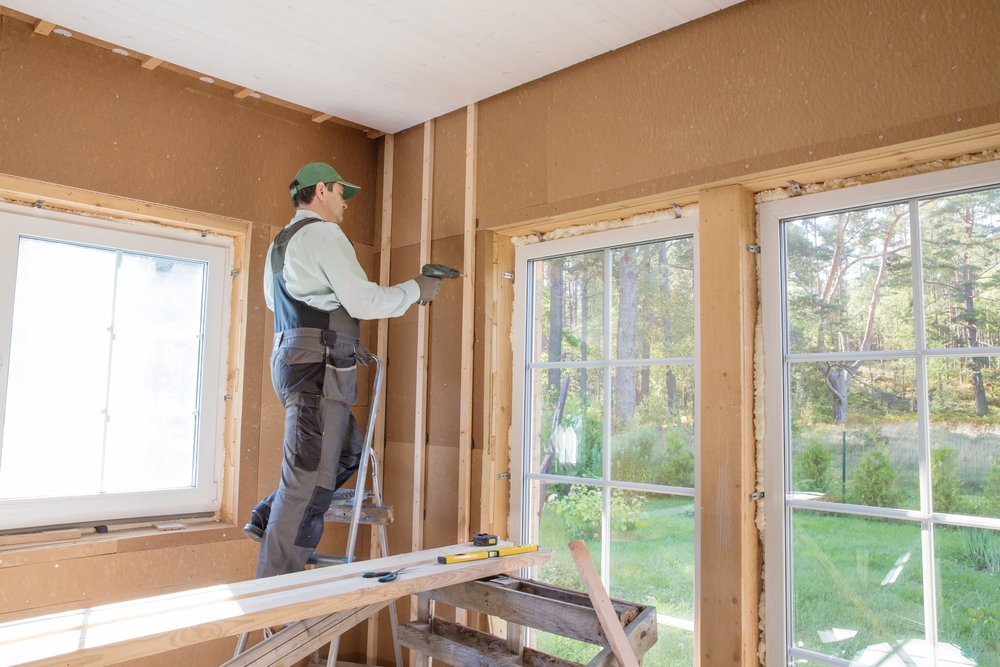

{"left": 316, "top": 182, "right": 347, "bottom": 223}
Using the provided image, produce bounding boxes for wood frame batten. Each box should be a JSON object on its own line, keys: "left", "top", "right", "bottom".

{"left": 457, "top": 103, "right": 478, "bottom": 547}
{"left": 366, "top": 131, "right": 394, "bottom": 666}
{"left": 697, "top": 184, "right": 760, "bottom": 667}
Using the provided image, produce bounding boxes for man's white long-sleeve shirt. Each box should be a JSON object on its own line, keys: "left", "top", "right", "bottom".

{"left": 264, "top": 210, "right": 420, "bottom": 320}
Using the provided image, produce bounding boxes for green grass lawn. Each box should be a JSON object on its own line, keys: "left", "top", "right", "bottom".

{"left": 792, "top": 511, "right": 1000, "bottom": 667}
{"left": 534, "top": 492, "right": 695, "bottom": 665}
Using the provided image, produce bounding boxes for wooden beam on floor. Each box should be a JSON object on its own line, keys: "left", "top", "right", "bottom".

{"left": 365, "top": 132, "right": 394, "bottom": 667}
{"left": 140, "top": 56, "right": 163, "bottom": 70}
{"left": 0, "top": 543, "right": 549, "bottom": 667}
{"left": 32, "top": 19, "right": 54, "bottom": 35}
{"left": 457, "top": 102, "right": 478, "bottom": 549}
{"left": 698, "top": 184, "right": 760, "bottom": 667}
{"left": 311, "top": 112, "right": 333, "bottom": 123}
{"left": 233, "top": 87, "right": 255, "bottom": 99}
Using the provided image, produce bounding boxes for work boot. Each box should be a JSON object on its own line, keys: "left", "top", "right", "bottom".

{"left": 243, "top": 499, "right": 271, "bottom": 542}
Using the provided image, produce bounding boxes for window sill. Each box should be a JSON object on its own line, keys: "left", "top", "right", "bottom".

{"left": 0, "top": 522, "right": 246, "bottom": 569}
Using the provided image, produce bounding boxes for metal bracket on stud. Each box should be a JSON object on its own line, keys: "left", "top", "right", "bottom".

{"left": 671, "top": 203, "right": 683, "bottom": 218}
{"left": 747, "top": 244, "right": 761, "bottom": 254}
{"left": 749, "top": 491, "right": 765, "bottom": 501}
{"left": 231, "top": 269, "right": 241, "bottom": 277}
{"left": 502, "top": 272, "right": 514, "bottom": 280}
{"left": 788, "top": 180, "right": 803, "bottom": 196}
{"left": 33, "top": 200, "right": 45, "bottom": 209}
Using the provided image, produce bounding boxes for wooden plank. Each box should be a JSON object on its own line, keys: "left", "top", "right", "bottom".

{"left": 567, "top": 541, "right": 639, "bottom": 667}
{"left": 457, "top": 103, "right": 478, "bottom": 547}
{"left": 420, "top": 577, "right": 638, "bottom": 645}
{"left": 410, "top": 116, "right": 435, "bottom": 663}
{"left": 140, "top": 56, "right": 163, "bottom": 70}
{"left": 0, "top": 530, "right": 80, "bottom": 548}
{"left": 221, "top": 603, "right": 388, "bottom": 667}
{"left": 399, "top": 617, "right": 582, "bottom": 667}
{"left": 366, "top": 132, "right": 393, "bottom": 667}
{"left": 0, "top": 544, "right": 549, "bottom": 667}
{"left": 312, "top": 112, "right": 334, "bottom": 123}
{"left": 31, "top": 20, "right": 54, "bottom": 36}
{"left": 324, "top": 504, "right": 392, "bottom": 526}
{"left": 233, "top": 87, "right": 255, "bottom": 99}
{"left": 492, "top": 236, "right": 515, "bottom": 539}
{"left": 222, "top": 227, "right": 250, "bottom": 525}
{"left": 366, "top": 130, "right": 386, "bottom": 139}
{"left": 583, "top": 606, "right": 657, "bottom": 667}
{"left": 0, "top": 173, "right": 249, "bottom": 237}
{"left": 698, "top": 185, "right": 760, "bottom": 667}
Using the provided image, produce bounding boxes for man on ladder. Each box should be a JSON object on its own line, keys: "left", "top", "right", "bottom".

{"left": 246, "top": 162, "right": 442, "bottom": 578}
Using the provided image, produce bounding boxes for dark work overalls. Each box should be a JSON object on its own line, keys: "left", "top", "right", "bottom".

{"left": 255, "top": 216, "right": 366, "bottom": 578}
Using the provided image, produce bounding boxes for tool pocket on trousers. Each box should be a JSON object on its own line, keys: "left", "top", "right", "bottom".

{"left": 272, "top": 346, "right": 324, "bottom": 395}
{"left": 322, "top": 342, "right": 357, "bottom": 404}
{"left": 293, "top": 393, "right": 323, "bottom": 472}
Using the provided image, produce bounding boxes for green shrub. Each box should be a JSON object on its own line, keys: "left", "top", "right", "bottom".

{"left": 849, "top": 429, "right": 902, "bottom": 508}
{"left": 931, "top": 446, "right": 967, "bottom": 514}
{"left": 549, "top": 486, "right": 647, "bottom": 539}
{"left": 657, "top": 428, "right": 695, "bottom": 488}
{"left": 983, "top": 460, "right": 1000, "bottom": 518}
{"left": 794, "top": 439, "right": 834, "bottom": 494}
{"left": 612, "top": 426, "right": 658, "bottom": 483}
{"left": 964, "top": 528, "right": 1000, "bottom": 574}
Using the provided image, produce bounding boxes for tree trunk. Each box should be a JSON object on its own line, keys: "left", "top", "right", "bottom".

{"left": 964, "top": 265, "right": 989, "bottom": 416}
{"left": 614, "top": 248, "right": 640, "bottom": 423}
{"left": 821, "top": 363, "right": 851, "bottom": 424}
{"left": 660, "top": 245, "right": 676, "bottom": 413}
{"left": 548, "top": 260, "right": 563, "bottom": 394}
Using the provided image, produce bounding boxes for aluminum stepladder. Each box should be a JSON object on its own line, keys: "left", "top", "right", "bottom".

{"left": 232, "top": 353, "right": 403, "bottom": 667}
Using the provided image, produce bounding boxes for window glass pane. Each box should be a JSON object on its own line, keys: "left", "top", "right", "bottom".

{"left": 642, "top": 625, "right": 693, "bottom": 667}
{"left": 529, "top": 368, "right": 603, "bottom": 479}
{"left": 103, "top": 253, "right": 206, "bottom": 492}
{"left": 611, "top": 365, "right": 694, "bottom": 486}
{"left": 921, "top": 187, "right": 1000, "bottom": 351}
{"left": 611, "top": 237, "right": 694, "bottom": 360}
{"left": 789, "top": 359, "right": 919, "bottom": 510}
{"left": 784, "top": 205, "right": 914, "bottom": 354}
{"left": 610, "top": 491, "right": 694, "bottom": 623}
{"left": 927, "top": 356, "right": 1000, "bottom": 519}
{"left": 936, "top": 526, "right": 1000, "bottom": 667}
{"left": 791, "top": 510, "right": 924, "bottom": 662}
{"left": 0, "top": 238, "right": 116, "bottom": 499}
{"left": 531, "top": 252, "right": 604, "bottom": 363}
{"left": 534, "top": 631, "right": 602, "bottom": 664}
{"left": 532, "top": 482, "right": 603, "bottom": 592}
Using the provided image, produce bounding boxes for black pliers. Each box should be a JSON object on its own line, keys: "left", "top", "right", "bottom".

{"left": 361, "top": 567, "right": 413, "bottom": 582}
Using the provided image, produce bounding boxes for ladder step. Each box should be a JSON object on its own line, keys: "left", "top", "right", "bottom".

{"left": 323, "top": 503, "right": 393, "bottom": 525}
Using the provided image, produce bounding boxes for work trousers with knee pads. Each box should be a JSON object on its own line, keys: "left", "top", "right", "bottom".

{"left": 255, "top": 328, "right": 364, "bottom": 578}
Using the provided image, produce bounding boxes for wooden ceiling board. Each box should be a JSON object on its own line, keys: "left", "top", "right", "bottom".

{"left": 9, "top": 0, "right": 744, "bottom": 133}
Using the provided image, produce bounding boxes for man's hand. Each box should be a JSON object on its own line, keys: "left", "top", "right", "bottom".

{"left": 414, "top": 274, "right": 443, "bottom": 304}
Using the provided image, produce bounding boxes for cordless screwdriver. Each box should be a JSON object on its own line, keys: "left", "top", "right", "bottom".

{"left": 418, "top": 263, "right": 462, "bottom": 304}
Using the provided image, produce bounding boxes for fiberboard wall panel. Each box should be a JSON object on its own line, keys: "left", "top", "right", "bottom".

{"left": 475, "top": 0, "right": 1000, "bottom": 230}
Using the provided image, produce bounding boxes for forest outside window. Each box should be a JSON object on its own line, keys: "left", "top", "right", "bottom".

{"left": 513, "top": 215, "right": 698, "bottom": 666}
{"left": 0, "top": 205, "right": 231, "bottom": 531}
{"left": 762, "top": 161, "right": 1000, "bottom": 667}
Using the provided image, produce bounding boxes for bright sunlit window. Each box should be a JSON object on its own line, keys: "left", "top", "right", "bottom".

{"left": 0, "top": 205, "right": 231, "bottom": 531}
{"left": 762, "top": 161, "right": 1000, "bottom": 667}
{"left": 513, "top": 214, "right": 699, "bottom": 665}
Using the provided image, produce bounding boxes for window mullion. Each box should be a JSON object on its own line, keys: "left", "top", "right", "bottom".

{"left": 98, "top": 249, "right": 123, "bottom": 494}
{"left": 909, "top": 198, "right": 939, "bottom": 661}
{"left": 602, "top": 246, "right": 612, "bottom": 588}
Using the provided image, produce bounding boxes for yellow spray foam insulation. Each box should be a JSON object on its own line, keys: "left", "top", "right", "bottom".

{"left": 510, "top": 203, "right": 700, "bottom": 247}
{"left": 755, "top": 149, "right": 1000, "bottom": 204}
{"left": 753, "top": 210, "right": 767, "bottom": 666}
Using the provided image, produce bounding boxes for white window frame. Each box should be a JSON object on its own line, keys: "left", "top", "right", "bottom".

{"left": 762, "top": 160, "right": 1000, "bottom": 667}
{"left": 0, "top": 202, "right": 232, "bottom": 531}
{"left": 511, "top": 212, "right": 700, "bottom": 634}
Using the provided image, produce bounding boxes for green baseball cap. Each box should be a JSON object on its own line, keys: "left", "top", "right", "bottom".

{"left": 290, "top": 162, "right": 360, "bottom": 200}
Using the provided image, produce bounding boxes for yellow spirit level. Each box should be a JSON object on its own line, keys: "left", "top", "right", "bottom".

{"left": 437, "top": 544, "right": 538, "bottom": 565}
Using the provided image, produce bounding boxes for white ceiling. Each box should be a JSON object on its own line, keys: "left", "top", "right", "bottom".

{"left": 11, "top": 0, "right": 743, "bottom": 133}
